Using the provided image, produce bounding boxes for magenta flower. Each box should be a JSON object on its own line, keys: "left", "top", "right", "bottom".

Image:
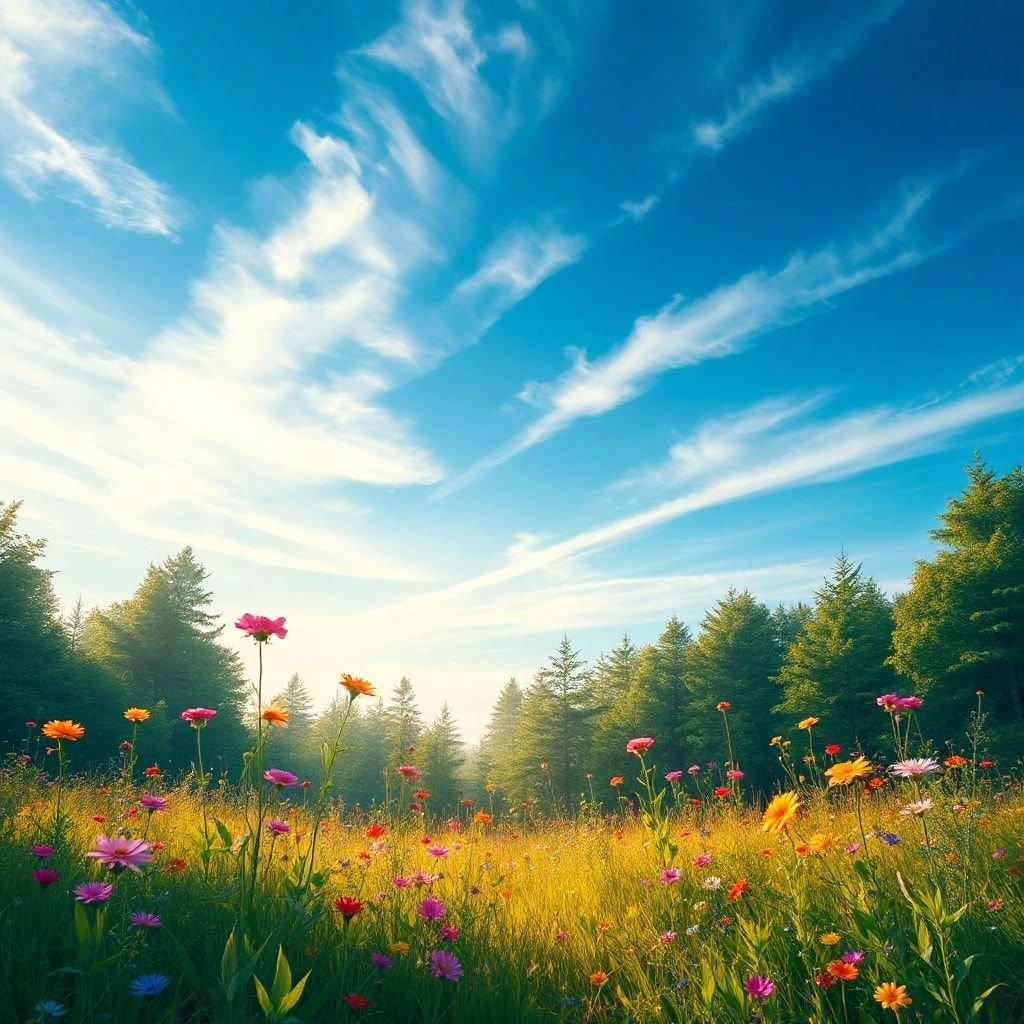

{"left": 744, "top": 975, "right": 775, "bottom": 999}
{"left": 392, "top": 875, "right": 412, "bottom": 888}
{"left": 427, "top": 845, "right": 448, "bottom": 858}
{"left": 86, "top": 835, "right": 154, "bottom": 873}
{"left": 659, "top": 867, "right": 681, "bottom": 884}
{"left": 131, "top": 912, "right": 162, "bottom": 929}
{"left": 428, "top": 949, "right": 463, "bottom": 981}
{"left": 265, "top": 819, "right": 291, "bottom": 835}
{"left": 33, "top": 867, "right": 59, "bottom": 886}
{"left": 439, "top": 924, "right": 460, "bottom": 941}
{"left": 370, "top": 953, "right": 394, "bottom": 969}
{"left": 263, "top": 768, "right": 298, "bottom": 788}
{"left": 687, "top": 764, "right": 701, "bottom": 775}
{"left": 626, "top": 736, "right": 655, "bottom": 755}
{"left": 876, "top": 693, "right": 901, "bottom": 712}
{"left": 31, "top": 844, "right": 55, "bottom": 859}
{"left": 895, "top": 695, "right": 922, "bottom": 710}
{"left": 235, "top": 613, "right": 287, "bottom": 641}
{"left": 693, "top": 854, "right": 711, "bottom": 868}
{"left": 659, "top": 930, "right": 676, "bottom": 943}
{"left": 396, "top": 764, "right": 422, "bottom": 780}
{"left": 726, "top": 768, "right": 745, "bottom": 780}
{"left": 418, "top": 897, "right": 447, "bottom": 921}
{"left": 180, "top": 708, "right": 217, "bottom": 726}
{"left": 75, "top": 881, "right": 114, "bottom": 903}
{"left": 841, "top": 950, "right": 865, "bottom": 965}
{"left": 139, "top": 795, "right": 167, "bottom": 812}
{"left": 664, "top": 770, "right": 683, "bottom": 781}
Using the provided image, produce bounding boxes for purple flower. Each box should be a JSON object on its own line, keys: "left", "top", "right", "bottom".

{"left": 75, "top": 881, "right": 114, "bottom": 904}
{"left": 370, "top": 953, "right": 394, "bottom": 969}
{"left": 263, "top": 768, "right": 298, "bottom": 788}
{"left": 429, "top": 949, "right": 463, "bottom": 981}
{"left": 841, "top": 950, "right": 864, "bottom": 965}
{"left": 659, "top": 867, "right": 681, "bottom": 884}
{"left": 418, "top": 897, "right": 447, "bottom": 921}
{"left": 130, "top": 912, "right": 161, "bottom": 929}
{"left": 139, "top": 795, "right": 167, "bottom": 812}
{"left": 744, "top": 975, "right": 775, "bottom": 999}
{"left": 31, "top": 844, "right": 55, "bottom": 859}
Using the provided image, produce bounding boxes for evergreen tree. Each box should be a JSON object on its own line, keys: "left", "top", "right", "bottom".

{"left": 420, "top": 702, "right": 465, "bottom": 813}
{"left": 777, "top": 554, "right": 900, "bottom": 748}
{"left": 267, "top": 673, "right": 317, "bottom": 782}
{"left": 589, "top": 636, "right": 647, "bottom": 789}
{"left": 688, "top": 590, "right": 784, "bottom": 790}
{"left": 477, "top": 678, "right": 524, "bottom": 796}
{"left": 383, "top": 677, "right": 423, "bottom": 770}
{"left": 771, "top": 602, "right": 813, "bottom": 650}
{"left": 891, "top": 459, "right": 1024, "bottom": 747}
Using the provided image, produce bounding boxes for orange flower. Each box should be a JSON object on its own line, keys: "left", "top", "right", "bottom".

{"left": 727, "top": 878, "right": 749, "bottom": 901}
{"left": 42, "top": 720, "right": 85, "bottom": 742}
{"left": 589, "top": 970, "right": 609, "bottom": 986}
{"left": 123, "top": 708, "right": 150, "bottom": 723}
{"left": 825, "top": 756, "right": 872, "bottom": 787}
{"left": 261, "top": 702, "right": 289, "bottom": 728}
{"left": 609, "top": 776, "right": 624, "bottom": 787}
{"left": 339, "top": 674, "right": 375, "bottom": 698}
{"left": 797, "top": 716, "right": 819, "bottom": 729}
{"left": 716, "top": 701, "right": 731, "bottom": 711}
{"left": 819, "top": 932, "right": 840, "bottom": 946}
{"left": 807, "top": 832, "right": 836, "bottom": 855}
{"left": 874, "top": 982, "right": 912, "bottom": 1011}
{"left": 473, "top": 811, "right": 493, "bottom": 824}
{"left": 828, "top": 960, "right": 859, "bottom": 981}
{"left": 944, "top": 755, "right": 967, "bottom": 768}
{"left": 869, "top": 776, "right": 886, "bottom": 789}
{"left": 761, "top": 791, "right": 800, "bottom": 834}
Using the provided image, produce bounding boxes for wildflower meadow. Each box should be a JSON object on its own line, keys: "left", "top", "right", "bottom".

{"left": 1, "top": 617, "right": 1022, "bottom": 1023}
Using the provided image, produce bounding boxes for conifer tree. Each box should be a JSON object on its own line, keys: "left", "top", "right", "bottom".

{"left": 383, "top": 676, "right": 423, "bottom": 770}
{"left": 477, "top": 678, "right": 524, "bottom": 795}
{"left": 420, "top": 702, "right": 465, "bottom": 813}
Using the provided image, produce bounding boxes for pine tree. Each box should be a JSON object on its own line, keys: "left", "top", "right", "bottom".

{"left": 420, "top": 702, "right": 465, "bottom": 813}
{"left": 383, "top": 677, "right": 423, "bottom": 770}
{"left": 267, "top": 673, "right": 317, "bottom": 782}
{"left": 891, "top": 459, "right": 1024, "bottom": 747}
{"left": 777, "top": 553, "right": 899, "bottom": 748}
{"left": 477, "top": 678, "right": 524, "bottom": 795}
{"left": 771, "top": 602, "right": 813, "bottom": 650}
{"left": 688, "top": 590, "right": 784, "bottom": 789}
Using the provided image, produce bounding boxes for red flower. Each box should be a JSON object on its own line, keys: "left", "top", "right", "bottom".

{"left": 979, "top": 760, "right": 995, "bottom": 769}
{"left": 143, "top": 764, "right": 161, "bottom": 778}
{"left": 824, "top": 743, "right": 841, "bottom": 756}
{"left": 165, "top": 858, "right": 186, "bottom": 872}
{"left": 727, "top": 878, "right": 749, "bottom": 901}
{"left": 716, "top": 701, "right": 731, "bottom": 711}
{"left": 713, "top": 786, "right": 731, "bottom": 798}
{"left": 334, "top": 896, "right": 365, "bottom": 919}
{"left": 365, "top": 823, "right": 386, "bottom": 839}
{"left": 343, "top": 994, "right": 369, "bottom": 1012}
{"left": 815, "top": 970, "right": 837, "bottom": 988}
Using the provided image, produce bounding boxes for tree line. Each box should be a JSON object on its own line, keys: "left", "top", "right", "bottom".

{"left": 2, "top": 458, "right": 1021, "bottom": 814}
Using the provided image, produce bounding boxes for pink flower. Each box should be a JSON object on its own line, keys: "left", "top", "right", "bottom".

{"left": 687, "top": 764, "right": 701, "bottom": 775}
{"left": 31, "top": 844, "right": 55, "bottom": 859}
{"left": 397, "top": 764, "right": 422, "bottom": 780}
{"left": 659, "top": 930, "right": 676, "bottom": 943}
{"left": 428, "top": 949, "right": 462, "bottom": 981}
{"left": 427, "top": 845, "right": 448, "bottom": 858}
{"left": 139, "top": 795, "right": 167, "bottom": 812}
{"left": 131, "top": 912, "right": 162, "bottom": 929}
{"left": 439, "top": 924, "right": 460, "bottom": 941}
{"left": 876, "top": 693, "right": 901, "bottom": 712}
{"left": 726, "top": 769, "right": 745, "bottom": 780}
{"left": 626, "top": 736, "right": 655, "bottom": 755}
{"left": 554, "top": 929, "right": 569, "bottom": 942}
{"left": 418, "top": 897, "right": 447, "bottom": 921}
{"left": 234, "top": 613, "right": 287, "bottom": 641}
{"left": 895, "top": 695, "right": 922, "bottom": 711}
{"left": 693, "top": 854, "right": 711, "bottom": 868}
{"left": 75, "top": 881, "right": 114, "bottom": 903}
{"left": 664, "top": 770, "right": 683, "bottom": 781}
{"left": 265, "top": 819, "right": 291, "bottom": 835}
{"left": 91, "top": 815, "right": 107, "bottom": 824}
{"left": 263, "top": 769, "right": 298, "bottom": 788}
{"left": 86, "top": 835, "right": 154, "bottom": 873}
{"left": 744, "top": 975, "right": 775, "bottom": 999}
{"left": 392, "top": 875, "right": 412, "bottom": 888}
{"left": 180, "top": 708, "right": 217, "bottom": 725}
{"left": 992, "top": 848, "right": 1006, "bottom": 860}
{"left": 33, "top": 867, "right": 59, "bottom": 886}
{"left": 659, "top": 867, "right": 681, "bottom": 884}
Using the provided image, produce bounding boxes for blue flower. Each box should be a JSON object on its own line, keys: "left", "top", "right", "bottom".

{"left": 877, "top": 832, "right": 901, "bottom": 847}
{"left": 131, "top": 974, "right": 170, "bottom": 997}
{"left": 35, "top": 1001, "right": 67, "bottom": 1020}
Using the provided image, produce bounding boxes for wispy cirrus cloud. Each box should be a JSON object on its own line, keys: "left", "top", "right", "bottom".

{"left": 691, "top": 0, "right": 905, "bottom": 152}
{"left": 0, "top": 0, "right": 180, "bottom": 235}
{"left": 443, "top": 183, "right": 936, "bottom": 492}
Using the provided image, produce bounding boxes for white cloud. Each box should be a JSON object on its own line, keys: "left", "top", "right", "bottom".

{"left": 618, "top": 195, "right": 659, "bottom": 223}
{"left": 692, "top": 0, "right": 905, "bottom": 152}
{"left": 0, "top": 0, "right": 179, "bottom": 235}
{"left": 445, "top": 186, "right": 935, "bottom": 490}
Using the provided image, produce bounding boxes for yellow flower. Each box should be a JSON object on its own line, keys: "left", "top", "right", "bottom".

{"left": 797, "top": 716, "right": 820, "bottom": 729}
{"left": 761, "top": 791, "right": 800, "bottom": 834}
{"left": 42, "top": 720, "right": 85, "bottom": 742}
{"left": 124, "top": 708, "right": 150, "bottom": 723}
{"left": 261, "top": 702, "right": 289, "bottom": 727}
{"left": 389, "top": 941, "right": 410, "bottom": 955}
{"left": 874, "top": 982, "right": 912, "bottom": 1011}
{"left": 825, "top": 756, "right": 872, "bottom": 787}
{"left": 806, "top": 832, "right": 837, "bottom": 855}
{"left": 819, "top": 932, "right": 841, "bottom": 946}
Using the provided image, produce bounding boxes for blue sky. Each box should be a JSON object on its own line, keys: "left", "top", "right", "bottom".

{"left": 1, "top": 0, "right": 1022, "bottom": 738}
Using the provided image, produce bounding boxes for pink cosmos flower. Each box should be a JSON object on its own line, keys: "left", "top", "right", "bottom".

{"left": 895, "top": 695, "right": 922, "bottom": 711}
{"left": 31, "top": 844, "right": 55, "bottom": 859}
{"left": 726, "top": 769, "right": 745, "bottom": 780}
{"left": 429, "top": 949, "right": 462, "bottom": 981}
{"left": 626, "top": 736, "right": 655, "bottom": 755}
{"left": 180, "top": 708, "right": 217, "bottom": 725}
{"left": 744, "top": 975, "right": 775, "bottom": 999}
{"left": 659, "top": 930, "right": 676, "bottom": 943}
{"left": 139, "top": 795, "right": 167, "bottom": 812}
{"left": 900, "top": 799, "right": 933, "bottom": 816}
{"left": 876, "top": 693, "right": 901, "bottom": 712}
{"left": 412, "top": 871, "right": 436, "bottom": 885}
{"left": 687, "top": 765, "right": 701, "bottom": 775}
{"left": 664, "top": 770, "right": 683, "bottom": 781}
{"left": 659, "top": 867, "right": 681, "bottom": 884}
{"left": 263, "top": 768, "right": 298, "bottom": 788}
{"left": 693, "top": 854, "right": 711, "bottom": 868}
{"left": 87, "top": 835, "right": 154, "bottom": 873}
{"left": 33, "top": 867, "right": 59, "bottom": 886}
{"left": 427, "top": 845, "right": 448, "bottom": 858}
{"left": 75, "top": 881, "right": 114, "bottom": 903}
{"left": 439, "top": 924, "right": 460, "bottom": 941}
{"left": 234, "top": 613, "right": 287, "bottom": 641}
{"left": 265, "top": 819, "right": 291, "bottom": 835}
{"left": 418, "top": 897, "right": 447, "bottom": 921}
{"left": 554, "top": 929, "right": 569, "bottom": 942}
{"left": 392, "top": 875, "right": 412, "bottom": 888}
{"left": 131, "top": 912, "right": 161, "bottom": 929}
{"left": 889, "top": 757, "right": 940, "bottom": 779}
{"left": 396, "top": 764, "right": 422, "bottom": 780}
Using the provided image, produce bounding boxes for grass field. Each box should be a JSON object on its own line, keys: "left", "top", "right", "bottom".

{"left": 1, "top": 705, "right": 1022, "bottom": 1024}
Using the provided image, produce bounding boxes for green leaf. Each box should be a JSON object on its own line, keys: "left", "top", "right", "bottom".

{"left": 214, "top": 818, "right": 233, "bottom": 849}
{"left": 279, "top": 971, "right": 312, "bottom": 1014}
{"left": 270, "top": 947, "right": 292, "bottom": 1006}
{"left": 253, "top": 976, "right": 273, "bottom": 1017}
{"left": 166, "top": 929, "right": 204, "bottom": 992}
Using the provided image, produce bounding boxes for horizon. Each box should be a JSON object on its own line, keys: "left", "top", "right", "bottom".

{"left": 2, "top": 0, "right": 1023, "bottom": 743}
